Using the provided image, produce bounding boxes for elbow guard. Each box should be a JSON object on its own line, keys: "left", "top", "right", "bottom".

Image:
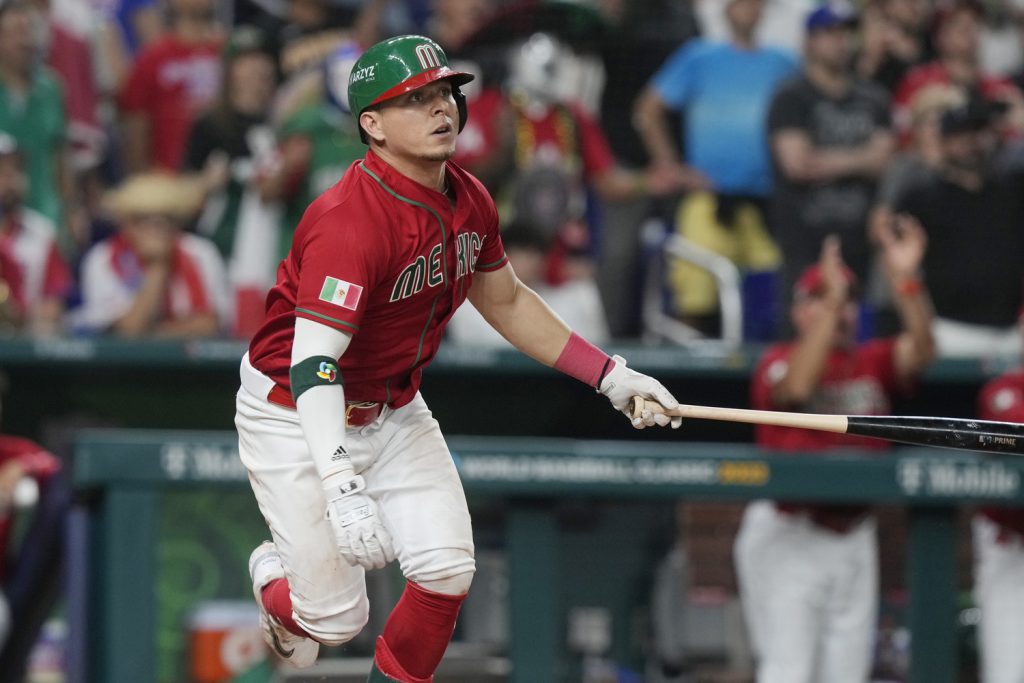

{"left": 290, "top": 355, "right": 344, "bottom": 402}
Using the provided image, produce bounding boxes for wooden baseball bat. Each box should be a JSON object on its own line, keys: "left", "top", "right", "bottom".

{"left": 629, "top": 397, "right": 1024, "bottom": 455}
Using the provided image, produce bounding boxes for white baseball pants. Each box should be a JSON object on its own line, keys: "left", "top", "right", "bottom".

{"left": 235, "top": 355, "right": 475, "bottom": 644}
{"left": 734, "top": 500, "right": 878, "bottom": 683}
{"left": 974, "top": 514, "right": 1024, "bottom": 683}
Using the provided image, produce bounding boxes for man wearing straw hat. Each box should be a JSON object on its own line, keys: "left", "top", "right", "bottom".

{"left": 77, "top": 172, "right": 230, "bottom": 337}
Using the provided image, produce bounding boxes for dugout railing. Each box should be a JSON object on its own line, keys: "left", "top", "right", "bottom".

{"left": 71, "top": 430, "right": 1024, "bottom": 683}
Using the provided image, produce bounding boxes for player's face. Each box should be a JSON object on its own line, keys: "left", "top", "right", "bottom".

{"left": 376, "top": 80, "right": 460, "bottom": 162}
{"left": 792, "top": 294, "right": 859, "bottom": 347}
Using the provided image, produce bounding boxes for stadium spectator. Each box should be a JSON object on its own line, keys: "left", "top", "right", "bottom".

{"left": 696, "top": 0, "right": 814, "bottom": 54}
{"left": 767, "top": 4, "right": 894, "bottom": 324}
{"left": 0, "top": 133, "right": 72, "bottom": 337}
{"left": 76, "top": 172, "right": 230, "bottom": 337}
{"left": 979, "top": 0, "right": 1024, "bottom": 78}
{"left": 257, "top": 40, "right": 365, "bottom": 264}
{"left": 97, "top": 0, "right": 163, "bottom": 56}
{"left": 857, "top": 0, "right": 933, "bottom": 93}
{"left": 893, "top": 0, "right": 1024, "bottom": 146}
{"left": 41, "top": 0, "right": 106, "bottom": 175}
{"left": 973, "top": 311, "right": 1024, "bottom": 683}
{"left": 596, "top": 0, "right": 700, "bottom": 337}
{"left": 425, "top": 0, "right": 494, "bottom": 52}
{"left": 867, "top": 84, "right": 963, "bottom": 335}
{"left": 447, "top": 221, "right": 610, "bottom": 347}
{"left": 735, "top": 228, "right": 935, "bottom": 683}
{"left": 893, "top": 100, "right": 1024, "bottom": 356}
{"left": 271, "top": 0, "right": 392, "bottom": 125}
{"left": 0, "top": 377, "right": 68, "bottom": 683}
{"left": 183, "top": 25, "right": 280, "bottom": 338}
{"left": 456, "top": 32, "right": 691, "bottom": 299}
{"left": 633, "top": 0, "right": 798, "bottom": 340}
{"left": 0, "top": 0, "right": 72, "bottom": 234}
{"left": 118, "top": 0, "right": 224, "bottom": 172}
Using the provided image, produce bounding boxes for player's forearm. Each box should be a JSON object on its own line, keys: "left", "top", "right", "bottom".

{"left": 112, "top": 265, "right": 170, "bottom": 336}
{"left": 481, "top": 283, "right": 573, "bottom": 366}
{"left": 892, "top": 277, "right": 936, "bottom": 376}
{"left": 291, "top": 318, "right": 355, "bottom": 482}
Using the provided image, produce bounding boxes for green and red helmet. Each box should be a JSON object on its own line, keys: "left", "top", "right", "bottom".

{"left": 347, "top": 35, "right": 475, "bottom": 143}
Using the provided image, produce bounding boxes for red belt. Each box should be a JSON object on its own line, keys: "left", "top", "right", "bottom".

{"left": 267, "top": 384, "right": 383, "bottom": 427}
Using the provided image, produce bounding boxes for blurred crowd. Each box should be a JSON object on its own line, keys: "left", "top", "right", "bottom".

{"left": 1, "top": 0, "right": 1023, "bottom": 356}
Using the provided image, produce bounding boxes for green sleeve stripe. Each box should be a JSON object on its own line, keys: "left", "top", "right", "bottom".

{"left": 477, "top": 253, "right": 509, "bottom": 271}
{"left": 295, "top": 308, "right": 360, "bottom": 332}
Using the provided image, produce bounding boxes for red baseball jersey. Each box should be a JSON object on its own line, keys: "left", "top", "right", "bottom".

{"left": 977, "top": 370, "right": 1024, "bottom": 535}
{"left": 752, "top": 338, "right": 901, "bottom": 529}
{"left": 249, "top": 149, "right": 508, "bottom": 408}
{"left": 752, "top": 338, "right": 900, "bottom": 451}
{"left": 118, "top": 35, "right": 223, "bottom": 169}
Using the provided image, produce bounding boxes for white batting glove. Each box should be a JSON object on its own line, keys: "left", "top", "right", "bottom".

{"left": 323, "top": 473, "right": 395, "bottom": 570}
{"left": 599, "top": 355, "right": 682, "bottom": 429}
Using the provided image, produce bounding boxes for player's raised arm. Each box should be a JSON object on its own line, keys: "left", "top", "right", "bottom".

{"left": 468, "top": 263, "right": 682, "bottom": 429}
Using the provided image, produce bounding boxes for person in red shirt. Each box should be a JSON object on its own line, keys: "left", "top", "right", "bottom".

{"left": 237, "top": 35, "right": 683, "bottom": 682}
{"left": 118, "top": 0, "right": 223, "bottom": 172}
{"left": 0, "top": 383, "right": 67, "bottom": 683}
{"left": 0, "top": 133, "right": 72, "bottom": 337}
{"left": 892, "top": 0, "right": 1024, "bottom": 146}
{"left": 734, "top": 221, "right": 935, "bottom": 683}
{"left": 973, "top": 322, "right": 1024, "bottom": 683}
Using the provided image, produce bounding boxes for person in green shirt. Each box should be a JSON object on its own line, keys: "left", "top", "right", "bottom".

{"left": 0, "top": 0, "right": 70, "bottom": 244}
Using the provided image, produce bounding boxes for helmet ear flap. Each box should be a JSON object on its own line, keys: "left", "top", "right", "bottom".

{"left": 454, "top": 86, "right": 468, "bottom": 133}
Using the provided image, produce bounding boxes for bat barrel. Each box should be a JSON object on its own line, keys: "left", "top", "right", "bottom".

{"left": 847, "top": 416, "right": 1024, "bottom": 455}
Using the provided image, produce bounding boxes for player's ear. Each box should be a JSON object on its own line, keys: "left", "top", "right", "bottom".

{"left": 360, "top": 110, "right": 386, "bottom": 145}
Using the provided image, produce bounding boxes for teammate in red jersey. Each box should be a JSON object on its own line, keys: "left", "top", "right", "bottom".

{"left": 235, "top": 35, "right": 682, "bottom": 682}
{"left": 735, "top": 225, "right": 935, "bottom": 683}
{"left": 973, "top": 319, "right": 1024, "bottom": 683}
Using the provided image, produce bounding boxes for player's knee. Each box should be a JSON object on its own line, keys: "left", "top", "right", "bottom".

{"left": 294, "top": 592, "right": 370, "bottom": 646}
{"left": 406, "top": 548, "right": 476, "bottom": 596}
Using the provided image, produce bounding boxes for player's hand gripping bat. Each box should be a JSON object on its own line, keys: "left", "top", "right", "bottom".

{"left": 629, "top": 397, "right": 1024, "bottom": 455}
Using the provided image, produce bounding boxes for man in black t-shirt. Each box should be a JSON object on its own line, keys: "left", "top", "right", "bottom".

{"left": 768, "top": 5, "right": 895, "bottom": 323}
{"left": 894, "top": 102, "right": 1024, "bottom": 357}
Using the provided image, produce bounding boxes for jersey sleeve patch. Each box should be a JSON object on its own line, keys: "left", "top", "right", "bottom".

{"left": 319, "top": 276, "right": 364, "bottom": 310}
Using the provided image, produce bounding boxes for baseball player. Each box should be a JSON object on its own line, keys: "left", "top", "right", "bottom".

{"left": 974, "top": 320, "right": 1024, "bottom": 683}
{"left": 235, "top": 35, "right": 682, "bottom": 683}
{"left": 734, "top": 225, "right": 934, "bottom": 683}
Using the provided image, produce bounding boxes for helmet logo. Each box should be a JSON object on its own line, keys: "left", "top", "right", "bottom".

{"left": 415, "top": 43, "right": 442, "bottom": 70}
{"left": 351, "top": 64, "right": 376, "bottom": 84}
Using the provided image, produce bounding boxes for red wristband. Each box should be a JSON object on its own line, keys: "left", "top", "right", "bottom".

{"left": 553, "top": 333, "right": 612, "bottom": 388}
{"left": 896, "top": 278, "right": 924, "bottom": 297}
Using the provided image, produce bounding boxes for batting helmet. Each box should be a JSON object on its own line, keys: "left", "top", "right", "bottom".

{"left": 347, "top": 35, "right": 474, "bottom": 143}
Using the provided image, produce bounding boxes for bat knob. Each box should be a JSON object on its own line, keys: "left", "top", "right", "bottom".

{"left": 629, "top": 396, "right": 645, "bottom": 419}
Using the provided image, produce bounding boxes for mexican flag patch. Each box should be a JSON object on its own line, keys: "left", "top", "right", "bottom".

{"left": 319, "top": 276, "right": 363, "bottom": 310}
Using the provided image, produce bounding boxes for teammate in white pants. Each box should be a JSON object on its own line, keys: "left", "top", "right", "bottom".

{"left": 235, "top": 35, "right": 682, "bottom": 682}
{"left": 974, "top": 322, "right": 1024, "bottom": 683}
{"left": 735, "top": 228, "right": 934, "bottom": 683}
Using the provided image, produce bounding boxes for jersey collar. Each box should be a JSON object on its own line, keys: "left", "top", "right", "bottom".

{"left": 362, "top": 148, "right": 456, "bottom": 214}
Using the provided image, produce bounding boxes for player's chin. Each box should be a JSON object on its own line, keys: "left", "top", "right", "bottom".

{"left": 421, "top": 138, "right": 458, "bottom": 162}
{"left": 421, "top": 144, "right": 456, "bottom": 163}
